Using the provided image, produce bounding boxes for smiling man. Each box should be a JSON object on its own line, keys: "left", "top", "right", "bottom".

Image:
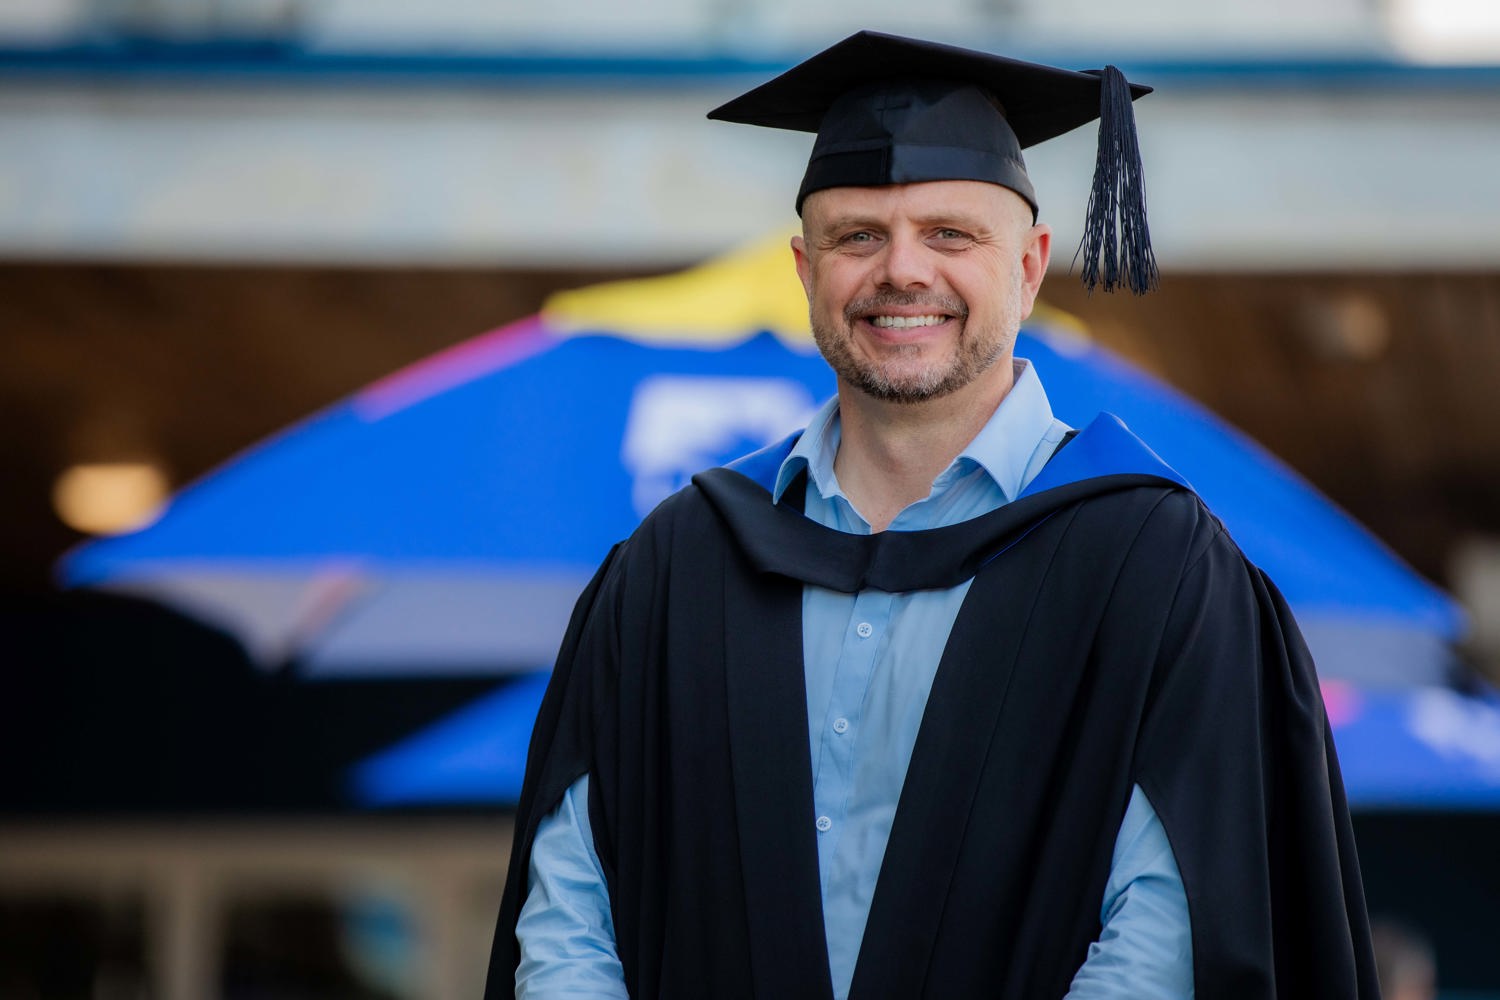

{"left": 485, "top": 31, "right": 1379, "bottom": 1000}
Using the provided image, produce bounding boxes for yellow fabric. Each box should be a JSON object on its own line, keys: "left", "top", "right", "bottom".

{"left": 543, "top": 229, "right": 815, "bottom": 348}
{"left": 541, "top": 228, "right": 1086, "bottom": 348}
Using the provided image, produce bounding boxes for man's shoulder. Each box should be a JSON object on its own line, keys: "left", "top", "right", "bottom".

{"left": 614, "top": 475, "right": 743, "bottom": 564}
{"left": 722, "top": 430, "right": 803, "bottom": 494}
{"left": 1029, "top": 411, "right": 1239, "bottom": 558}
{"left": 1044, "top": 475, "right": 1233, "bottom": 588}
{"left": 622, "top": 430, "right": 797, "bottom": 545}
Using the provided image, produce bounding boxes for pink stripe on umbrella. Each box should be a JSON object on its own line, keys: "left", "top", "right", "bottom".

{"left": 1320, "top": 679, "right": 1364, "bottom": 729}
{"left": 354, "top": 316, "right": 559, "bottom": 421}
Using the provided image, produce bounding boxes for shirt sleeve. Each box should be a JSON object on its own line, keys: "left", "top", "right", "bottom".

{"left": 514, "top": 773, "right": 630, "bottom": 1000}
{"left": 1063, "top": 783, "right": 1194, "bottom": 999}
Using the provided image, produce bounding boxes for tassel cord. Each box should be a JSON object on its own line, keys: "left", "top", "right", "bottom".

{"left": 1073, "top": 66, "right": 1158, "bottom": 295}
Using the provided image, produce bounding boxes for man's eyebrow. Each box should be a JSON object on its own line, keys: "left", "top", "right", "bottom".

{"left": 817, "top": 212, "right": 987, "bottom": 231}
{"left": 817, "top": 214, "right": 882, "bottom": 231}
{"left": 909, "top": 212, "right": 987, "bottom": 229}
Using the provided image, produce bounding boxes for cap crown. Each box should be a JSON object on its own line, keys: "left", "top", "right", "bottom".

{"left": 799, "top": 78, "right": 1035, "bottom": 215}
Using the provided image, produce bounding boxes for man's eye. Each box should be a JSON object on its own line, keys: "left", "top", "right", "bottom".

{"left": 934, "top": 229, "right": 967, "bottom": 241}
{"left": 844, "top": 232, "right": 874, "bottom": 243}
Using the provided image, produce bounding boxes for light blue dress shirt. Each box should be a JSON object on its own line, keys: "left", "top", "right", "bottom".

{"left": 516, "top": 360, "right": 1194, "bottom": 1000}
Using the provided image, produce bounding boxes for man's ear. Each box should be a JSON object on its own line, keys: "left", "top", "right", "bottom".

{"left": 791, "top": 234, "right": 814, "bottom": 302}
{"left": 1018, "top": 222, "right": 1052, "bottom": 320}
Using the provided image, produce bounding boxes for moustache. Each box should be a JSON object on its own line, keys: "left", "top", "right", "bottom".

{"left": 843, "top": 292, "right": 969, "bottom": 324}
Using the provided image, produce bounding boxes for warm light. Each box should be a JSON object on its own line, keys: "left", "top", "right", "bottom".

{"left": 1297, "top": 293, "right": 1391, "bottom": 363}
{"left": 1388, "top": 0, "right": 1500, "bottom": 61}
{"left": 52, "top": 462, "right": 171, "bottom": 536}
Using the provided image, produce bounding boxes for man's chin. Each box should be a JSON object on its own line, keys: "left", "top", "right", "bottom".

{"left": 848, "top": 367, "right": 961, "bottom": 405}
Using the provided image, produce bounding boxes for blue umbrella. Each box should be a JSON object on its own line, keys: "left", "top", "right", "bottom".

{"left": 352, "top": 677, "right": 1500, "bottom": 811}
{"left": 60, "top": 319, "right": 836, "bottom": 676}
{"left": 1323, "top": 681, "right": 1500, "bottom": 810}
{"left": 352, "top": 670, "right": 552, "bottom": 807}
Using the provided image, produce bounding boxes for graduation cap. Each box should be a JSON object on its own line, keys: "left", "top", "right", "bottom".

{"left": 709, "top": 30, "right": 1158, "bottom": 294}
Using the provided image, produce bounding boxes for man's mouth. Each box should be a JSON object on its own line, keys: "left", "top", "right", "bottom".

{"left": 869, "top": 314, "right": 949, "bottom": 329}
{"left": 846, "top": 293, "right": 967, "bottom": 331}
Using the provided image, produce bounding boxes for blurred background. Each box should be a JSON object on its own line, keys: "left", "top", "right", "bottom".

{"left": 4, "top": 0, "right": 1500, "bottom": 997}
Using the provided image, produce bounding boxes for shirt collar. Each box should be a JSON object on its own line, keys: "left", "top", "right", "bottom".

{"left": 955, "top": 358, "right": 1061, "bottom": 502}
{"left": 773, "top": 393, "right": 842, "bottom": 503}
{"left": 772, "top": 358, "right": 1062, "bottom": 505}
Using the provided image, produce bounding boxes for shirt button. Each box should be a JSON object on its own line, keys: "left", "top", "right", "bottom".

{"left": 833, "top": 717, "right": 850, "bottom": 734}
{"left": 816, "top": 816, "right": 833, "bottom": 832}
{"left": 855, "top": 622, "right": 873, "bottom": 638}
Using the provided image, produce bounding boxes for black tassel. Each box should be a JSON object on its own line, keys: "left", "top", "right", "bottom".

{"left": 1073, "top": 66, "right": 1158, "bottom": 295}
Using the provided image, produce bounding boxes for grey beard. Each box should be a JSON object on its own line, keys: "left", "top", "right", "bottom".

{"left": 812, "top": 291, "right": 1011, "bottom": 405}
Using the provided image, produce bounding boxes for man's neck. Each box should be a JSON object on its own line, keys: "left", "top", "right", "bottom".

{"left": 832, "top": 363, "right": 1016, "bottom": 533}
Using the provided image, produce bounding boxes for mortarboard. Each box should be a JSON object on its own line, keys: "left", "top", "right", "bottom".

{"left": 708, "top": 30, "right": 1158, "bottom": 294}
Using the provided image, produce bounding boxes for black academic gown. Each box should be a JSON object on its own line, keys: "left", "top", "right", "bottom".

{"left": 484, "top": 414, "right": 1379, "bottom": 1000}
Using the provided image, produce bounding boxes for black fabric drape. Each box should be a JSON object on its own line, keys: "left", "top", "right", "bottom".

{"left": 485, "top": 469, "right": 1377, "bottom": 999}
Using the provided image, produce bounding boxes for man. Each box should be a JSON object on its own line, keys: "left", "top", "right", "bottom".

{"left": 486, "top": 31, "right": 1378, "bottom": 999}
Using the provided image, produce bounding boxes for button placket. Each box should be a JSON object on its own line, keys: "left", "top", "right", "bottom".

{"left": 810, "top": 589, "right": 892, "bottom": 877}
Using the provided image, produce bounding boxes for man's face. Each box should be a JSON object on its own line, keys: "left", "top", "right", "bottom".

{"left": 792, "top": 180, "right": 1050, "bottom": 405}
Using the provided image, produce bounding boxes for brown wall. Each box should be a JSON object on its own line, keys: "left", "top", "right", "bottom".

{"left": 1045, "top": 272, "right": 1500, "bottom": 585}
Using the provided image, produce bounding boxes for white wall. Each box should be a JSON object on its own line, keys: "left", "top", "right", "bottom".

{"left": 309, "top": 0, "right": 716, "bottom": 50}
{"left": 4, "top": 0, "right": 1499, "bottom": 270}
{"left": 1011, "top": 0, "right": 1383, "bottom": 52}
{"left": 0, "top": 0, "right": 1417, "bottom": 54}
{"left": 2, "top": 77, "right": 1498, "bottom": 270}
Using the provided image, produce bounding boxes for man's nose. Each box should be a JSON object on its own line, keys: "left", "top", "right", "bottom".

{"left": 876, "top": 234, "right": 935, "bottom": 290}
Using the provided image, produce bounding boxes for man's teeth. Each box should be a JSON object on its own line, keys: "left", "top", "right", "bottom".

{"left": 870, "top": 314, "right": 946, "bottom": 329}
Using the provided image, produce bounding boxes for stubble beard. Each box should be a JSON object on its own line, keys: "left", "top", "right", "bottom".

{"left": 811, "top": 271, "right": 1024, "bottom": 406}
